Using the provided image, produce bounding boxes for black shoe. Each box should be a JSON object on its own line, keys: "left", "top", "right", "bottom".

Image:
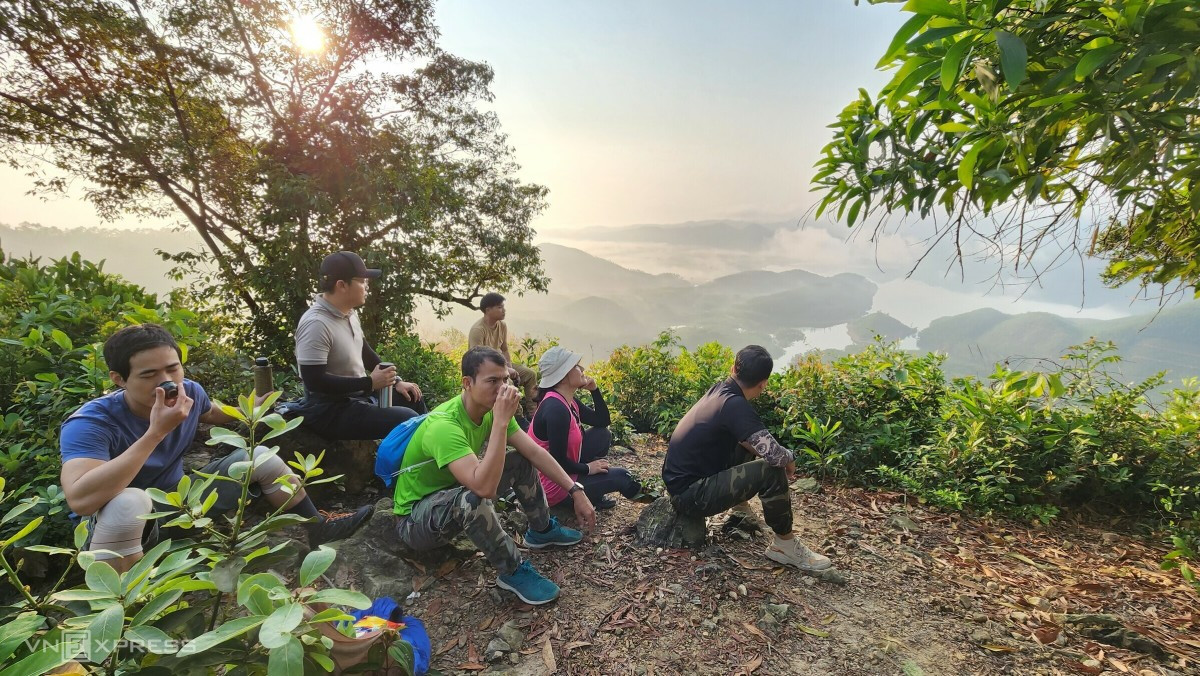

{"left": 307, "top": 505, "right": 373, "bottom": 547}
{"left": 594, "top": 495, "right": 618, "bottom": 510}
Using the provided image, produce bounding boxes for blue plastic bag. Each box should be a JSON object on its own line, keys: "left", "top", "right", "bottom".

{"left": 349, "top": 597, "right": 431, "bottom": 675}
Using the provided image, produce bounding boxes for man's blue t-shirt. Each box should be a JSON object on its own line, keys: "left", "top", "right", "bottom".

{"left": 59, "top": 379, "right": 212, "bottom": 491}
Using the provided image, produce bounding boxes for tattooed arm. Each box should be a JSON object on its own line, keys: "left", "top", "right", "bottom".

{"left": 740, "top": 429, "right": 794, "bottom": 467}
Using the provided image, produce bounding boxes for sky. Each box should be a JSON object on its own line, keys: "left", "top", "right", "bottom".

{"left": 0, "top": 0, "right": 907, "bottom": 233}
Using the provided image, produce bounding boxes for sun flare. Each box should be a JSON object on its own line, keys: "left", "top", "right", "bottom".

{"left": 290, "top": 14, "right": 325, "bottom": 54}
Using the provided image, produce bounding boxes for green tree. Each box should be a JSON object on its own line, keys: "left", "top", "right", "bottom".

{"left": 0, "top": 0, "right": 548, "bottom": 360}
{"left": 815, "top": 0, "right": 1199, "bottom": 297}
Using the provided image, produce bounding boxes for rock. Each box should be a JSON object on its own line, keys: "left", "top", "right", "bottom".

{"left": 737, "top": 584, "right": 748, "bottom": 597}
{"left": 594, "top": 543, "right": 612, "bottom": 561}
{"left": 811, "top": 566, "right": 848, "bottom": 586}
{"left": 970, "top": 628, "right": 991, "bottom": 644}
{"left": 504, "top": 510, "right": 529, "bottom": 534}
{"left": 635, "top": 497, "right": 706, "bottom": 549}
{"left": 957, "top": 594, "right": 973, "bottom": 609}
{"left": 327, "top": 498, "right": 417, "bottom": 600}
{"left": 1024, "top": 595, "right": 1050, "bottom": 611}
{"left": 508, "top": 652, "right": 520, "bottom": 665}
{"left": 764, "top": 603, "right": 789, "bottom": 620}
{"left": 486, "top": 638, "right": 511, "bottom": 655}
{"left": 1010, "top": 611, "right": 1029, "bottom": 624}
{"left": 757, "top": 613, "right": 780, "bottom": 632}
{"left": 791, "top": 477, "right": 820, "bottom": 493}
{"left": 1100, "top": 532, "right": 1119, "bottom": 545}
{"left": 700, "top": 619, "right": 717, "bottom": 631}
{"left": 1059, "top": 614, "right": 1167, "bottom": 658}
{"left": 971, "top": 613, "right": 988, "bottom": 624}
{"left": 497, "top": 620, "right": 525, "bottom": 651}
{"left": 267, "top": 425, "right": 380, "bottom": 497}
{"left": 886, "top": 514, "right": 921, "bottom": 532}
{"left": 694, "top": 562, "right": 723, "bottom": 577}
{"left": 611, "top": 445, "right": 635, "bottom": 456}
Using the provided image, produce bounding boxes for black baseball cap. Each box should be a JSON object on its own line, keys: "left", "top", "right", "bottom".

{"left": 320, "top": 251, "right": 382, "bottom": 285}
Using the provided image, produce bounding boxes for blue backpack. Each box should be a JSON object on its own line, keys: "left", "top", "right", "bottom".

{"left": 374, "top": 414, "right": 431, "bottom": 488}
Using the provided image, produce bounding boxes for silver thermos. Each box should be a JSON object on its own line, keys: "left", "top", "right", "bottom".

{"left": 376, "top": 362, "right": 394, "bottom": 408}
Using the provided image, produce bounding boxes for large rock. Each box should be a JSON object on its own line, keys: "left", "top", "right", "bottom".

{"left": 328, "top": 499, "right": 415, "bottom": 600}
{"left": 635, "top": 497, "right": 706, "bottom": 548}
{"left": 193, "top": 423, "right": 380, "bottom": 497}
{"left": 272, "top": 426, "right": 379, "bottom": 496}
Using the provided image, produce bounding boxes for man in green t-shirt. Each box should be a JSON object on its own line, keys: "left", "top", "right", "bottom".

{"left": 393, "top": 347, "right": 596, "bottom": 605}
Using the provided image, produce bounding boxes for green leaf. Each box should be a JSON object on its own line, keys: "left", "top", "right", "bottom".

{"left": 937, "top": 122, "right": 971, "bottom": 133}
{"left": 879, "top": 13, "right": 930, "bottom": 67}
{"left": 132, "top": 588, "right": 184, "bottom": 626}
{"left": 124, "top": 625, "right": 179, "bottom": 655}
{"left": 0, "top": 643, "right": 74, "bottom": 676}
{"left": 51, "top": 589, "right": 115, "bottom": 601}
{"left": 299, "top": 546, "right": 337, "bottom": 587}
{"left": 902, "top": 0, "right": 959, "bottom": 20}
{"left": 307, "top": 589, "right": 372, "bottom": 609}
{"left": 958, "top": 141, "right": 986, "bottom": 189}
{"left": 940, "top": 37, "right": 973, "bottom": 91}
{"left": 87, "top": 603, "right": 125, "bottom": 663}
{"left": 993, "top": 30, "right": 1027, "bottom": 89}
{"left": 267, "top": 635, "right": 304, "bottom": 676}
{"left": 206, "top": 426, "right": 249, "bottom": 449}
{"left": 1, "top": 515, "right": 43, "bottom": 548}
{"left": 0, "top": 613, "right": 46, "bottom": 662}
{"left": 85, "top": 558, "right": 123, "bottom": 596}
{"left": 0, "top": 500, "right": 36, "bottom": 526}
{"left": 1076, "top": 44, "right": 1121, "bottom": 80}
{"left": 258, "top": 603, "right": 304, "bottom": 650}
{"left": 176, "top": 615, "right": 265, "bottom": 656}
{"left": 389, "top": 639, "right": 416, "bottom": 675}
{"left": 50, "top": 329, "right": 72, "bottom": 350}
{"left": 211, "top": 556, "right": 247, "bottom": 593}
{"left": 237, "top": 573, "right": 286, "bottom": 607}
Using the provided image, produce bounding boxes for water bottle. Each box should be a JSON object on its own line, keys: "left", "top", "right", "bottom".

{"left": 377, "top": 362, "right": 394, "bottom": 408}
{"left": 253, "top": 357, "right": 273, "bottom": 396}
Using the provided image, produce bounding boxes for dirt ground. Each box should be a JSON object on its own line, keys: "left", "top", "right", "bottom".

{"left": 381, "top": 438, "right": 1199, "bottom": 676}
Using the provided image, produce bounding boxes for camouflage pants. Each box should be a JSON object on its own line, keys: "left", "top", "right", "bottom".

{"left": 395, "top": 451, "right": 550, "bottom": 576}
{"left": 670, "top": 457, "right": 793, "bottom": 535}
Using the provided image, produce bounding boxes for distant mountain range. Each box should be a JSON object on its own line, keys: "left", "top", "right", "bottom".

{"left": 4, "top": 221, "right": 1197, "bottom": 389}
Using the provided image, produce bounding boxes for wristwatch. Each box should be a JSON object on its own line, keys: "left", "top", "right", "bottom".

{"left": 567, "top": 482, "right": 585, "bottom": 497}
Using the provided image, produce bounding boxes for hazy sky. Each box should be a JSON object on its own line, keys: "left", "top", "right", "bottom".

{"left": 0, "top": 0, "right": 905, "bottom": 233}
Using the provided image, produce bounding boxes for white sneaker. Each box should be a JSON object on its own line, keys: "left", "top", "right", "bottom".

{"left": 765, "top": 537, "right": 832, "bottom": 572}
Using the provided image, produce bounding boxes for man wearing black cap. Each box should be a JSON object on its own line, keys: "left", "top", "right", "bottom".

{"left": 292, "top": 251, "right": 428, "bottom": 440}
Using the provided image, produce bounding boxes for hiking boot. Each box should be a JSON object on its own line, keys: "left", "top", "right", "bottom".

{"left": 594, "top": 495, "right": 618, "bottom": 510}
{"left": 307, "top": 505, "right": 373, "bottom": 548}
{"left": 765, "top": 537, "right": 832, "bottom": 572}
{"left": 523, "top": 516, "right": 583, "bottom": 549}
{"left": 724, "top": 502, "right": 766, "bottom": 534}
{"left": 496, "top": 560, "right": 560, "bottom": 605}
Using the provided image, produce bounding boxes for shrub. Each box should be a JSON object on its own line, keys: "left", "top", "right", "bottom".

{"left": 0, "top": 394, "right": 416, "bottom": 674}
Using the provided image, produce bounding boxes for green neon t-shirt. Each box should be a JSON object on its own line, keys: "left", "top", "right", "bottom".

{"left": 391, "top": 394, "right": 519, "bottom": 516}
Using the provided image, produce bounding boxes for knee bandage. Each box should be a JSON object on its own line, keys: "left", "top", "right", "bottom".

{"left": 89, "top": 488, "right": 153, "bottom": 560}
{"left": 248, "top": 446, "right": 295, "bottom": 496}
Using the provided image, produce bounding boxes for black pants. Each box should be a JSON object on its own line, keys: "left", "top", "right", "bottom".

{"left": 576, "top": 428, "right": 640, "bottom": 502}
{"left": 298, "top": 394, "right": 429, "bottom": 441}
{"left": 670, "top": 456, "right": 793, "bottom": 535}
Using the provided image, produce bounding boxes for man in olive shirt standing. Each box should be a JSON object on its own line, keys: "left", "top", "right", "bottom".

{"left": 393, "top": 347, "right": 596, "bottom": 605}
{"left": 293, "top": 251, "right": 427, "bottom": 440}
{"left": 468, "top": 293, "right": 537, "bottom": 415}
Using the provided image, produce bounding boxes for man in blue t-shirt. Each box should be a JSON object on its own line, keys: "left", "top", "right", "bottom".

{"left": 60, "top": 324, "right": 372, "bottom": 572}
{"left": 662, "top": 345, "right": 832, "bottom": 573}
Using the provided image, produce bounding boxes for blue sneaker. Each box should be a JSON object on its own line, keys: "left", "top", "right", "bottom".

{"left": 496, "top": 560, "right": 560, "bottom": 605}
{"left": 523, "top": 516, "right": 583, "bottom": 549}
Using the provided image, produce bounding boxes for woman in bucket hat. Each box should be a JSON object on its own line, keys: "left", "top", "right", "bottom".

{"left": 527, "top": 346, "right": 641, "bottom": 510}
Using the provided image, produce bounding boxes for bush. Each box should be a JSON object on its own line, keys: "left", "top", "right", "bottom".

{"left": 373, "top": 332, "right": 462, "bottom": 408}
{"left": 0, "top": 395, "right": 416, "bottom": 674}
